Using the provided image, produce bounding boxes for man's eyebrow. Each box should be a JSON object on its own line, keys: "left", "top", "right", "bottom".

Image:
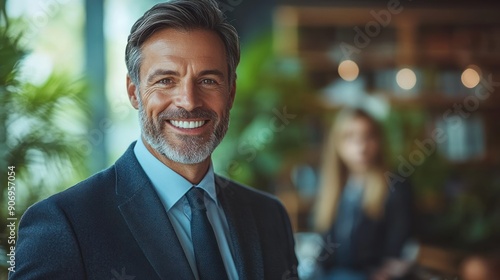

{"left": 147, "top": 69, "right": 179, "bottom": 83}
{"left": 199, "top": 69, "right": 225, "bottom": 79}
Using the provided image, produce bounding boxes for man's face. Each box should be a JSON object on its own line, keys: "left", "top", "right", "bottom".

{"left": 127, "top": 28, "right": 235, "bottom": 164}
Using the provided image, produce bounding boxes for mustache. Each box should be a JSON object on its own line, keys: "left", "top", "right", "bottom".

{"left": 157, "top": 107, "right": 218, "bottom": 121}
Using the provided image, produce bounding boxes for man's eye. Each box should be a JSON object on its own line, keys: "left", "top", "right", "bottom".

{"left": 201, "top": 79, "right": 217, "bottom": 85}
{"left": 158, "top": 78, "right": 173, "bottom": 85}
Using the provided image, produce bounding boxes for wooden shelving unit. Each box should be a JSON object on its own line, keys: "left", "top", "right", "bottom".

{"left": 274, "top": 6, "right": 500, "bottom": 82}
{"left": 273, "top": 5, "right": 500, "bottom": 158}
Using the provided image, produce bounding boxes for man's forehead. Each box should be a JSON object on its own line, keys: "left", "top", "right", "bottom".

{"left": 141, "top": 28, "right": 225, "bottom": 54}
{"left": 142, "top": 29, "right": 225, "bottom": 57}
{"left": 139, "top": 28, "right": 229, "bottom": 75}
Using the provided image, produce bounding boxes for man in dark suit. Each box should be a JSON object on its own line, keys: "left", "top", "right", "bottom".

{"left": 10, "top": 0, "right": 298, "bottom": 279}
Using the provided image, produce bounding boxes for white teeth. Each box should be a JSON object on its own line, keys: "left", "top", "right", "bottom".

{"left": 170, "top": 120, "right": 205, "bottom": 129}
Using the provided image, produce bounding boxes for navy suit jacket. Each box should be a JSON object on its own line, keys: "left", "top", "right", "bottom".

{"left": 10, "top": 143, "right": 298, "bottom": 279}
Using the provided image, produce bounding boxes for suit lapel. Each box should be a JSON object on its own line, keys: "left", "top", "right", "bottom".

{"left": 216, "top": 176, "right": 264, "bottom": 280}
{"left": 115, "top": 143, "right": 195, "bottom": 280}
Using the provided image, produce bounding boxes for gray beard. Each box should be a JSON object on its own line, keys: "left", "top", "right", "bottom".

{"left": 138, "top": 101, "right": 229, "bottom": 165}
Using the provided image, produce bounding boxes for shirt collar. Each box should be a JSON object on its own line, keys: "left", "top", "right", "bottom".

{"left": 133, "top": 138, "right": 218, "bottom": 211}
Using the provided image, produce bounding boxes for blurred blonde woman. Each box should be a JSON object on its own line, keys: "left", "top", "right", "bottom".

{"left": 314, "top": 108, "right": 412, "bottom": 280}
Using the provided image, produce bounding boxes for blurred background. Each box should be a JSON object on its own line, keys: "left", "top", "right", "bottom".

{"left": 1, "top": 0, "right": 500, "bottom": 279}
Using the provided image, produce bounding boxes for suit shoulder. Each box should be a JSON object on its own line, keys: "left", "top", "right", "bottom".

{"left": 216, "top": 175, "right": 284, "bottom": 207}
{"left": 35, "top": 165, "right": 116, "bottom": 210}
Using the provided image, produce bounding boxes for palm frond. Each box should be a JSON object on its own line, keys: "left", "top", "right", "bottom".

{"left": 12, "top": 74, "right": 88, "bottom": 121}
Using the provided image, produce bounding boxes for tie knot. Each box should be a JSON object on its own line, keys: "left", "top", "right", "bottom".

{"left": 186, "top": 187, "right": 207, "bottom": 211}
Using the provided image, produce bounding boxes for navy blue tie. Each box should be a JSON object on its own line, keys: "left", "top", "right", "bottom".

{"left": 185, "top": 187, "right": 229, "bottom": 280}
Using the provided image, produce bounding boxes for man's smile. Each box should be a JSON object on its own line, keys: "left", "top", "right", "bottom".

{"left": 169, "top": 120, "right": 207, "bottom": 129}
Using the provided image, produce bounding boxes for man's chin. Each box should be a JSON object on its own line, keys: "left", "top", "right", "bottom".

{"left": 153, "top": 141, "right": 213, "bottom": 164}
{"left": 162, "top": 150, "right": 211, "bottom": 165}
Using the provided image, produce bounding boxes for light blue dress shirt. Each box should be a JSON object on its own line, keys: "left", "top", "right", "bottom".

{"left": 133, "top": 138, "right": 239, "bottom": 280}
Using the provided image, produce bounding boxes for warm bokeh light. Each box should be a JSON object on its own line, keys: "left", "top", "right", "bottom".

{"left": 396, "top": 68, "right": 417, "bottom": 90}
{"left": 461, "top": 66, "right": 481, "bottom": 88}
{"left": 338, "top": 60, "right": 359, "bottom": 81}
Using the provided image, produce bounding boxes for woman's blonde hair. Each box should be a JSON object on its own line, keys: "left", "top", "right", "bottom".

{"left": 314, "top": 108, "right": 389, "bottom": 233}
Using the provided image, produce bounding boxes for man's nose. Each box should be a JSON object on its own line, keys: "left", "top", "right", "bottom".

{"left": 173, "top": 82, "right": 202, "bottom": 111}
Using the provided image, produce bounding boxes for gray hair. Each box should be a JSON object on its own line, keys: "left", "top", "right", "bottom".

{"left": 125, "top": 0, "right": 240, "bottom": 87}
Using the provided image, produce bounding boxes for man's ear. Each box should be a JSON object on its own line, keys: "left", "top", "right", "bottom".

{"left": 127, "top": 75, "right": 139, "bottom": 109}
